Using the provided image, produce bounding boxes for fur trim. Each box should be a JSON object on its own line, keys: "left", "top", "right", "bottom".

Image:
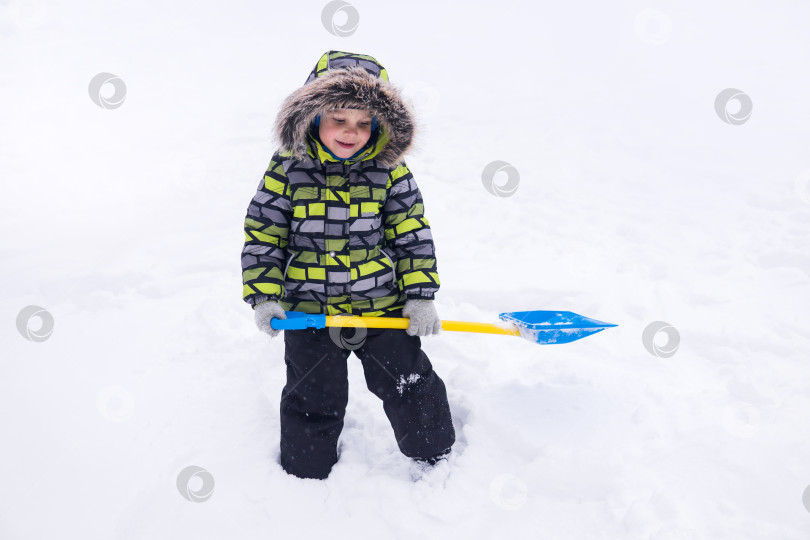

{"left": 274, "top": 66, "right": 416, "bottom": 168}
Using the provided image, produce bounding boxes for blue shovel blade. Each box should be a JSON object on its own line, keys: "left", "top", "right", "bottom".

{"left": 498, "top": 310, "right": 618, "bottom": 345}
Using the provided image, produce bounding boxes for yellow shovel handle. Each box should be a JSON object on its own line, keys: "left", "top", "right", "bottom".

{"left": 324, "top": 316, "right": 520, "bottom": 336}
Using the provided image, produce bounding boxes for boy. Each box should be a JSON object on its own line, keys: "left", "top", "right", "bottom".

{"left": 241, "top": 51, "right": 455, "bottom": 480}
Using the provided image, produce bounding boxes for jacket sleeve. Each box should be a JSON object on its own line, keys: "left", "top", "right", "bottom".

{"left": 241, "top": 152, "right": 292, "bottom": 308}
{"left": 382, "top": 163, "right": 441, "bottom": 300}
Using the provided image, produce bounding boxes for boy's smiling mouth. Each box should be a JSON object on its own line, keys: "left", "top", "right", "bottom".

{"left": 336, "top": 140, "right": 355, "bottom": 149}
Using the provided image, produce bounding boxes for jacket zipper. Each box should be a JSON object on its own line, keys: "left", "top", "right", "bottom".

{"left": 283, "top": 252, "right": 297, "bottom": 280}
{"left": 381, "top": 248, "right": 397, "bottom": 284}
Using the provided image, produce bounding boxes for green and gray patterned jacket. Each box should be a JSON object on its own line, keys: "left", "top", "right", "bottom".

{"left": 241, "top": 51, "right": 440, "bottom": 316}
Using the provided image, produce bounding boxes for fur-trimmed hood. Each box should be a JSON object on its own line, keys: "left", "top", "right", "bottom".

{"left": 273, "top": 51, "right": 416, "bottom": 168}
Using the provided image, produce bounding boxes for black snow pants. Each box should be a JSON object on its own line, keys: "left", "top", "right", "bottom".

{"left": 279, "top": 310, "right": 455, "bottom": 479}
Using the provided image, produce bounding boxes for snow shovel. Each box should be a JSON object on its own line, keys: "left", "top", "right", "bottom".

{"left": 270, "top": 310, "right": 617, "bottom": 345}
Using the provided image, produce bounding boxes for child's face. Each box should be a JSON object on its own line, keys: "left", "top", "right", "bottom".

{"left": 318, "top": 108, "right": 374, "bottom": 158}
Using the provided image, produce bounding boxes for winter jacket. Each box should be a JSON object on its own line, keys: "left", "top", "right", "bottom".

{"left": 241, "top": 51, "right": 440, "bottom": 316}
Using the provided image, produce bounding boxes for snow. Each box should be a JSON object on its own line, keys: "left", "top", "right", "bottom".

{"left": 2, "top": 0, "right": 810, "bottom": 538}
{"left": 396, "top": 373, "right": 422, "bottom": 396}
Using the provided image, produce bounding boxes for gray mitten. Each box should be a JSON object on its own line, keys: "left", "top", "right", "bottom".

{"left": 402, "top": 299, "right": 442, "bottom": 337}
{"left": 254, "top": 301, "right": 287, "bottom": 338}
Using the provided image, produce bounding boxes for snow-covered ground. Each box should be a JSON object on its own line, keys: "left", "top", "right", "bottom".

{"left": 2, "top": 1, "right": 810, "bottom": 538}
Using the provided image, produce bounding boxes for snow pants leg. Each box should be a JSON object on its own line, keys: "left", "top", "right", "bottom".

{"left": 280, "top": 312, "right": 455, "bottom": 480}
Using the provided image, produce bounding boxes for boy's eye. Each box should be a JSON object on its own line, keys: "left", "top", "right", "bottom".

{"left": 332, "top": 118, "right": 371, "bottom": 127}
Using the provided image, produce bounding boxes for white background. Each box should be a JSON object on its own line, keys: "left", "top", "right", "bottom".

{"left": 2, "top": 0, "right": 810, "bottom": 538}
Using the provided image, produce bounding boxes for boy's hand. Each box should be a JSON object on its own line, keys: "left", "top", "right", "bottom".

{"left": 402, "top": 299, "right": 441, "bottom": 337}
{"left": 254, "top": 301, "right": 287, "bottom": 338}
